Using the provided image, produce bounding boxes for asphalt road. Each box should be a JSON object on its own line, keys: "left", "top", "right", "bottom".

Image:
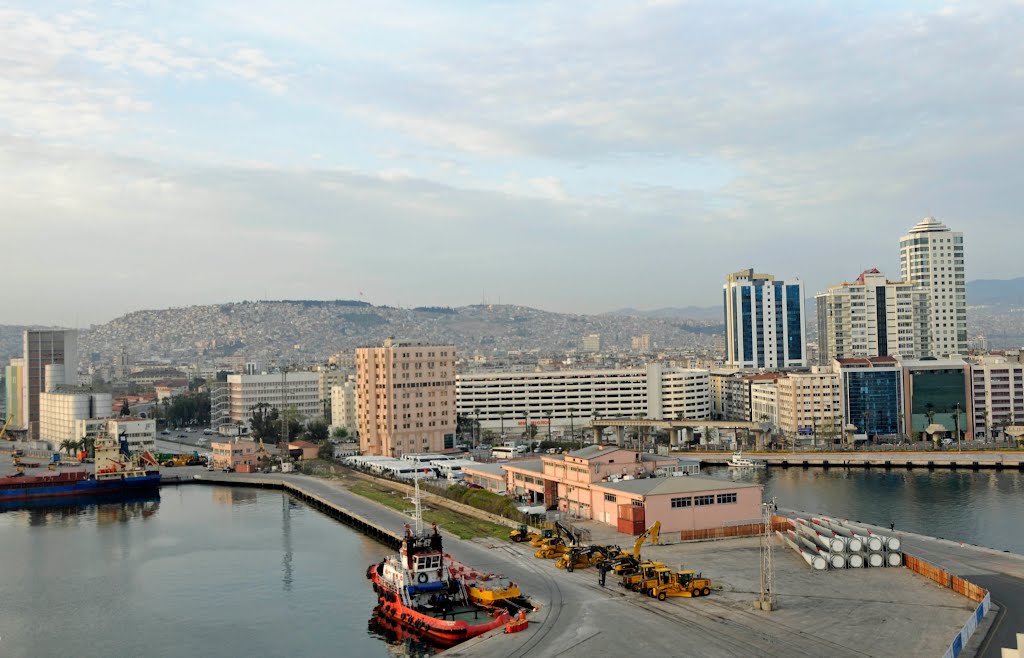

{"left": 966, "top": 574, "right": 1024, "bottom": 658}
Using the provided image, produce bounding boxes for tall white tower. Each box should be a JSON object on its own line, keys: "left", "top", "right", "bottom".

{"left": 899, "top": 217, "right": 966, "bottom": 357}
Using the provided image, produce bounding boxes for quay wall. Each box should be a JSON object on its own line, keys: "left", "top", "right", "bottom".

{"left": 903, "top": 553, "right": 992, "bottom": 657}
{"left": 685, "top": 451, "right": 1024, "bottom": 471}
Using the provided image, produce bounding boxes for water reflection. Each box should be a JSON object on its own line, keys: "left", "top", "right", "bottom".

{"left": 367, "top": 608, "right": 439, "bottom": 658}
{"left": 703, "top": 466, "right": 1024, "bottom": 553}
{"left": 0, "top": 491, "right": 161, "bottom": 527}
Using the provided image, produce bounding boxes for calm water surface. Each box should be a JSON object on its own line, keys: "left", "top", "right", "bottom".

{"left": 0, "top": 486, "right": 394, "bottom": 658}
{"left": 702, "top": 465, "right": 1024, "bottom": 553}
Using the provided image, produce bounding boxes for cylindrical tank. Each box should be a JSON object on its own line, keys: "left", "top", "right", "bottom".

{"left": 886, "top": 552, "right": 903, "bottom": 567}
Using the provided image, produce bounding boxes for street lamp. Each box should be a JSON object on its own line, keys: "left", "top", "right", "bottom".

{"left": 522, "top": 410, "right": 529, "bottom": 445}
{"left": 545, "top": 410, "right": 552, "bottom": 445}
{"left": 500, "top": 413, "right": 505, "bottom": 440}
{"left": 473, "top": 408, "right": 480, "bottom": 447}
{"left": 568, "top": 408, "right": 575, "bottom": 450}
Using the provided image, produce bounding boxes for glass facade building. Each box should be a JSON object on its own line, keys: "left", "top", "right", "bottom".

{"left": 724, "top": 269, "right": 806, "bottom": 370}
{"left": 842, "top": 369, "right": 902, "bottom": 437}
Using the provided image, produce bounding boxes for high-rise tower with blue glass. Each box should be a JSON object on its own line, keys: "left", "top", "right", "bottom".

{"left": 723, "top": 268, "right": 806, "bottom": 370}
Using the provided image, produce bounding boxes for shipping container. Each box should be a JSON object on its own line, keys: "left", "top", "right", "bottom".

{"left": 235, "top": 464, "right": 256, "bottom": 473}
{"left": 617, "top": 518, "right": 646, "bottom": 535}
{"left": 617, "top": 503, "right": 645, "bottom": 523}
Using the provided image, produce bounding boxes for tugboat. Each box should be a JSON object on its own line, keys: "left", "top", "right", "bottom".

{"left": 366, "top": 481, "right": 513, "bottom": 648}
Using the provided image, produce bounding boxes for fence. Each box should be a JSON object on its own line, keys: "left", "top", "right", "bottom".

{"left": 903, "top": 553, "right": 992, "bottom": 657}
{"left": 678, "top": 516, "right": 789, "bottom": 542}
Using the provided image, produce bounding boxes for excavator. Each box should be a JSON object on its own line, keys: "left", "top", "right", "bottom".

{"left": 555, "top": 545, "right": 617, "bottom": 572}
{"left": 598, "top": 521, "right": 661, "bottom": 586}
{"left": 0, "top": 415, "right": 12, "bottom": 442}
{"left": 647, "top": 569, "right": 712, "bottom": 600}
{"left": 620, "top": 561, "right": 667, "bottom": 592}
{"left": 534, "top": 521, "right": 577, "bottom": 560}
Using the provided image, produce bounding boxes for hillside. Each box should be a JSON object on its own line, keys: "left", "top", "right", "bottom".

{"left": 76, "top": 301, "right": 723, "bottom": 363}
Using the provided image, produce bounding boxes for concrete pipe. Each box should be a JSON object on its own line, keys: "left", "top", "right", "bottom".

{"left": 886, "top": 552, "right": 903, "bottom": 567}
{"left": 847, "top": 553, "right": 864, "bottom": 568}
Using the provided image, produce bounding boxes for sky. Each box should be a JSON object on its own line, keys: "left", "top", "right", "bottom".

{"left": 2, "top": 1, "right": 1022, "bottom": 327}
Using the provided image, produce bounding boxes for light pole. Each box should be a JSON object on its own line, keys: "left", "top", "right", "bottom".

{"left": 568, "top": 408, "right": 575, "bottom": 450}
{"left": 522, "top": 410, "right": 529, "bottom": 446}
{"left": 473, "top": 408, "right": 480, "bottom": 447}
{"left": 500, "top": 413, "right": 505, "bottom": 440}
{"left": 545, "top": 410, "right": 552, "bottom": 446}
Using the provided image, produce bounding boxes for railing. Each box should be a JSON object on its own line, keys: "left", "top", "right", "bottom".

{"left": 903, "top": 553, "right": 992, "bottom": 657}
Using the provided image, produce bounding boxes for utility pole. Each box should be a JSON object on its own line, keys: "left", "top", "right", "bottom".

{"left": 954, "top": 402, "right": 962, "bottom": 452}
{"left": 757, "top": 496, "right": 776, "bottom": 611}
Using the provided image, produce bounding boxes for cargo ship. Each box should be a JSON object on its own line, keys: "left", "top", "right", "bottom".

{"left": 1, "top": 431, "right": 160, "bottom": 502}
{"left": 366, "top": 482, "right": 518, "bottom": 649}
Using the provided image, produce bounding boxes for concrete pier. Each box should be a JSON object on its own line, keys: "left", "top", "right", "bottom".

{"left": 685, "top": 450, "right": 1024, "bottom": 470}
{"left": 163, "top": 469, "right": 1008, "bottom": 658}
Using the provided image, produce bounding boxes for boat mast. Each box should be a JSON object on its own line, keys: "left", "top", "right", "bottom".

{"left": 412, "top": 477, "right": 424, "bottom": 535}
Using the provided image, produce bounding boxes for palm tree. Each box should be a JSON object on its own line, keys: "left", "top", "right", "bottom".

{"left": 59, "top": 439, "right": 77, "bottom": 457}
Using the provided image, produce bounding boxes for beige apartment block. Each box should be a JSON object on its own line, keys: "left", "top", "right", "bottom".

{"left": 777, "top": 368, "right": 843, "bottom": 444}
{"left": 356, "top": 339, "right": 456, "bottom": 457}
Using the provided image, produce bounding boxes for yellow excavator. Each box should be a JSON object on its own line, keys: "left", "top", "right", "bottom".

{"left": 647, "top": 570, "right": 712, "bottom": 600}
{"left": 599, "top": 521, "right": 661, "bottom": 586}
{"left": 0, "top": 415, "right": 12, "bottom": 442}
{"left": 535, "top": 521, "right": 576, "bottom": 559}
{"left": 555, "top": 545, "right": 616, "bottom": 571}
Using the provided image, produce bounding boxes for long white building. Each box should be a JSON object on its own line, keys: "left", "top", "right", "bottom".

{"left": 899, "top": 216, "right": 966, "bottom": 357}
{"left": 226, "top": 372, "right": 321, "bottom": 426}
{"left": 38, "top": 390, "right": 113, "bottom": 444}
{"left": 455, "top": 365, "right": 711, "bottom": 434}
{"left": 816, "top": 268, "right": 930, "bottom": 363}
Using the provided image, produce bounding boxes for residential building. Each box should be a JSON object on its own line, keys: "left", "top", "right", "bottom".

{"left": 709, "top": 368, "right": 740, "bottom": 419}
{"left": 225, "top": 371, "right": 321, "bottom": 427}
{"left": 154, "top": 383, "right": 188, "bottom": 401}
{"left": 38, "top": 390, "right": 113, "bottom": 444}
{"left": 816, "top": 269, "right": 930, "bottom": 363}
{"left": 723, "top": 269, "right": 806, "bottom": 369}
{"left": 969, "top": 356, "right": 1024, "bottom": 441}
{"left": 23, "top": 329, "right": 79, "bottom": 438}
{"left": 314, "top": 364, "right": 351, "bottom": 423}
{"left": 330, "top": 377, "right": 358, "bottom": 438}
{"left": 750, "top": 380, "right": 779, "bottom": 429}
{"left": 455, "top": 365, "right": 710, "bottom": 435}
{"left": 128, "top": 369, "right": 188, "bottom": 387}
{"left": 901, "top": 357, "right": 972, "bottom": 440}
{"left": 899, "top": 216, "right": 967, "bottom": 357}
{"left": 631, "top": 334, "right": 651, "bottom": 352}
{"left": 582, "top": 334, "right": 602, "bottom": 353}
{"left": 209, "top": 380, "right": 231, "bottom": 429}
{"left": 834, "top": 357, "right": 904, "bottom": 440}
{"left": 4, "top": 358, "right": 26, "bottom": 431}
{"left": 776, "top": 368, "right": 843, "bottom": 444}
{"left": 356, "top": 339, "right": 457, "bottom": 457}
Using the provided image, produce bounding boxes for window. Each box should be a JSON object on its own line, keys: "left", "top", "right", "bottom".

{"left": 717, "top": 493, "right": 738, "bottom": 504}
{"left": 604, "top": 493, "right": 617, "bottom": 503}
{"left": 671, "top": 496, "right": 692, "bottom": 508}
{"left": 694, "top": 495, "right": 715, "bottom": 506}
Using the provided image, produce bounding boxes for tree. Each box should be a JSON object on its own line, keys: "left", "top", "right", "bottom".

{"left": 59, "top": 439, "right": 77, "bottom": 457}
{"left": 318, "top": 442, "right": 334, "bottom": 460}
{"left": 249, "top": 403, "right": 280, "bottom": 441}
{"left": 80, "top": 436, "right": 95, "bottom": 459}
{"left": 332, "top": 426, "right": 349, "bottom": 440}
{"left": 305, "top": 419, "right": 330, "bottom": 442}
{"left": 120, "top": 399, "right": 131, "bottom": 417}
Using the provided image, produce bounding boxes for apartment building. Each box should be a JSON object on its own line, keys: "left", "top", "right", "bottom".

{"left": 969, "top": 356, "right": 1024, "bottom": 441}
{"left": 226, "top": 371, "right": 321, "bottom": 426}
{"left": 723, "top": 268, "right": 806, "bottom": 370}
{"left": 816, "top": 269, "right": 930, "bottom": 363}
{"left": 330, "top": 377, "right": 358, "bottom": 438}
{"left": 356, "top": 340, "right": 457, "bottom": 457}
{"left": 776, "top": 368, "right": 843, "bottom": 443}
{"left": 899, "top": 216, "right": 967, "bottom": 357}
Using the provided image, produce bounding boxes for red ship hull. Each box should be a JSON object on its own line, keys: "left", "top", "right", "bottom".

{"left": 369, "top": 569, "right": 510, "bottom": 648}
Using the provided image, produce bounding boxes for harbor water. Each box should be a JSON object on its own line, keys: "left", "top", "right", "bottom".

{"left": 0, "top": 486, "right": 393, "bottom": 658}
{"left": 703, "top": 465, "right": 1024, "bottom": 554}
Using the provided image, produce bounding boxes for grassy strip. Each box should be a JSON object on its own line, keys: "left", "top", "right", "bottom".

{"left": 348, "top": 481, "right": 510, "bottom": 541}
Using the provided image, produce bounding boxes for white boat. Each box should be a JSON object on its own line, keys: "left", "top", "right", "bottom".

{"left": 727, "top": 451, "right": 766, "bottom": 468}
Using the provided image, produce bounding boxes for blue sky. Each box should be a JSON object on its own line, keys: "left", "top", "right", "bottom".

{"left": 2, "top": 1, "right": 1022, "bottom": 325}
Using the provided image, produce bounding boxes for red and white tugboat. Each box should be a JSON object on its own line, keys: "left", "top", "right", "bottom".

{"left": 366, "top": 481, "right": 512, "bottom": 648}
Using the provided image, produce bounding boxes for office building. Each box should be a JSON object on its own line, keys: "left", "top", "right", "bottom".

{"left": 582, "top": 334, "right": 602, "bottom": 353}
{"left": 4, "top": 358, "right": 26, "bottom": 431}
{"left": 969, "top": 356, "right": 1024, "bottom": 441}
{"left": 225, "top": 372, "right": 321, "bottom": 426}
{"left": 356, "top": 340, "right": 457, "bottom": 457}
{"left": 835, "top": 357, "right": 904, "bottom": 440}
{"left": 23, "top": 329, "right": 79, "bottom": 438}
{"left": 723, "top": 268, "right": 806, "bottom": 369}
{"left": 899, "top": 217, "right": 966, "bottom": 357}
{"left": 816, "top": 269, "right": 930, "bottom": 363}
{"left": 39, "top": 390, "right": 113, "bottom": 444}
{"left": 901, "top": 358, "right": 972, "bottom": 441}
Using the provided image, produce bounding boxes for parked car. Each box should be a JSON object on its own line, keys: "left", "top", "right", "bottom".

{"left": 222, "top": 466, "right": 235, "bottom": 473}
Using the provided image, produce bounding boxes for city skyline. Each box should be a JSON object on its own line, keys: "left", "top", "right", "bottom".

{"left": 4, "top": 2, "right": 1024, "bottom": 325}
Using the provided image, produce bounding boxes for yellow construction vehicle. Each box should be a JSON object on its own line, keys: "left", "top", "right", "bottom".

{"left": 555, "top": 545, "right": 613, "bottom": 571}
{"left": 0, "top": 415, "right": 12, "bottom": 441}
{"left": 528, "top": 528, "right": 555, "bottom": 547}
{"left": 648, "top": 570, "right": 713, "bottom": 600}
{"left": 535, "top": 521, "right": 577, "bottom": 559}
{"left": 510, "top": 524, "right": 539, "bottom": 543}
{"left": 161, "top": 454, "right": 192, "bottom": 467}
{"left": 620, "top": 560, "right": 666, "bottom": 591}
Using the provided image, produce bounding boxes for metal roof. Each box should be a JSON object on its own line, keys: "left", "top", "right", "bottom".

{"left": 597, "top": 475, "right": 761, "bottom": 496}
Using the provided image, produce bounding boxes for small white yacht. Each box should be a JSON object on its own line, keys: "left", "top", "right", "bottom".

{"left": 727, "top": 451, "right": 766, "bottom": 468}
